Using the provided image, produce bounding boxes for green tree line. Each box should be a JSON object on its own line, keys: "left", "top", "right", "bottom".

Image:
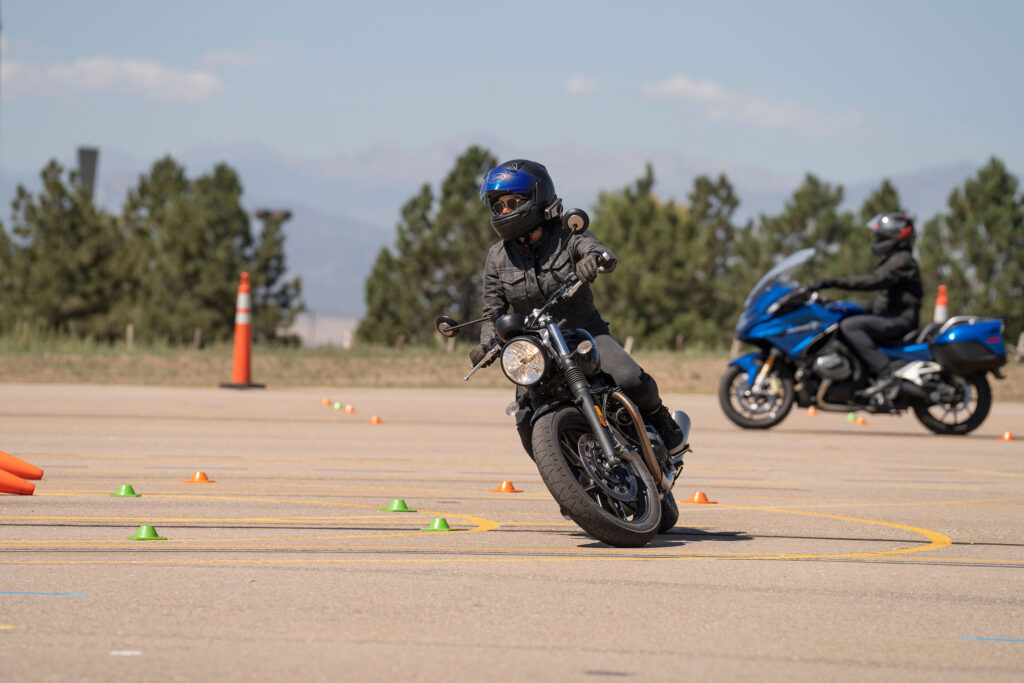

{"left": 360, "top": 148, "right": 1023, "bottom": 349}
{"left": 0, "top": 157, "right": 304, "bottom": 344}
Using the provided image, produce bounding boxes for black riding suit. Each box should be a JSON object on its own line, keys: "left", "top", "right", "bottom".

{"left": 479, "top": 222, "right": 663, "bottom": 457}
{"left": 827, "top": 249, "right": 923, "bottom": 376}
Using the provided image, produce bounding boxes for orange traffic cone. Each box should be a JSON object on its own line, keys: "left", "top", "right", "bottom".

{"left": 220, "top": 272, "right": 265, "bottom": 389}
{"left": 806, "top": 406, "right": 818, "bottom": 416}
{"left": 344, "top": 404, "right": 356, "bottom": 414}
{"left": 687, "top": 491, "right": 717, "bottom": 504}
{"left": 368, "top": 415, "right": 382, "bottom": 425}
{"left": 319, "top": 397, "right": 332, "bottom": 407}
{"left": 1001, "top": 431, "right": 1015, "bottom": 441}
{"left": 853, "top": 416, "right": 868, "bottom": 426}
{"left": 0, "top": 469, "right": 34, "bottom": 495}
{"left": 0, "top": 450, "right": 43, "bottom": 480}
{"left": 489, "top": 480, "right": 523, "bottom": 493}
{"left": 184, "top": 471, "right": 214, "bottom": 483}
{"left": 933, "top": 284, "right": 948, "bottom": 323}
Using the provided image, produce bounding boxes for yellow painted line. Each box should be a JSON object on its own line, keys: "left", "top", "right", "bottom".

{"left": 0, "top": 626, "right": 14, "bottom": 630}
{"left": 0, "top": 515, "right": 440, "bottom": 524}
{"left": 891, "top": 483, "right": 984, "bottom": 491}
{"left": 0, "top": 503, "right": 951, "bottom": 564}
{"left": 703, "top": 504, "right": 951, "bottom": 559}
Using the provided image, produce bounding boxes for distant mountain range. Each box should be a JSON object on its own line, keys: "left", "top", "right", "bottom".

{"left": 0, "top": 140, "right": 978, "bottom": 316}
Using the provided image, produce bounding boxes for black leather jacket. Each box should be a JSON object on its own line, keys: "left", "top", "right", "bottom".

{"left": 479, "top": 223, "right": 616, "bottom": 343}
{"left": 831, "top": 249, "right": 923, "bottom": 326}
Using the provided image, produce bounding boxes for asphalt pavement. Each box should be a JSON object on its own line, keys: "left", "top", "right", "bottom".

{"left": 0, "top": 383, "right": 1022, "bottom": 681}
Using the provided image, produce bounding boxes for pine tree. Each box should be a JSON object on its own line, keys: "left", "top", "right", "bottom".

{"left": 0, "top": 221, "right": 14, "bottom": 333}
{"left": 357, "top": 146, "right": 496, "bottom": 345}
{"left": 250, "top": 210, "right": 304, "bottom": 343}
{"left": 590, "top": 167, "right": 745, "bottom": 348}
{"left": 919, "top": 158, "right": 1024, "bottom": 340}
{"left": 6, "top": 160, "right": 129, "bottom": 339}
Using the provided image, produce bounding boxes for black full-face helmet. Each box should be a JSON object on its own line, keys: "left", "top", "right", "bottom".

{"left": 479, "top": 159, "right": 562, "bottom": 241}
{"left": 866, "top": 212, "right": 915, "bottom": 257}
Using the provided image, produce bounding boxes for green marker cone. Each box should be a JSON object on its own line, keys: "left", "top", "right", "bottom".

{"left": 332, "top": 401, "right": 343, "bottom": 411}
{"left": 379, "top": 498, "right": 415, "bottom": 512}
{"left": 110, "top": 484, "right": 140, "bottom": 498}
{"left": 421, "top": 517, "right": 452, "bottom": 532}
{"left": 127, "top": 525, "right": 166, "bottom": 541}
{"left": 846, "top": 412, "right": 857, "bottom": 422}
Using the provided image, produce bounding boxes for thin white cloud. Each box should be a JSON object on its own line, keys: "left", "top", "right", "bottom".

{"left": 202, "top": 50, "right": 265, "bottom": 67}
{"left": 641, "top": 74, "right": 723, "bottom": 102}
{"left": 642, "top": 73, "right": 866, "bottom": 137}
{"left": 564, "top": 74, "right": 598, "bottom": 95}
{"left": 1, "top": 57, "right": 223, "bottom": 102}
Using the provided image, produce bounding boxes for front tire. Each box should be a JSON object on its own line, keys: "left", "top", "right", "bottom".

{"left": 532, "top": 406, "right": 660, "bottom": 547}
{"left": 718, "top": 362, "right": 794, "bottom": 430}
{"left": 913, "top": 373, "right": 992, "bottom": 435}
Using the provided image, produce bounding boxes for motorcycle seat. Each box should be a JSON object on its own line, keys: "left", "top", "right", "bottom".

{"left": 900, "top": 321, "right": 941, "bottom": 345}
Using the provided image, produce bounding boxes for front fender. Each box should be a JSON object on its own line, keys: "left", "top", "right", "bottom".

{"left": 728, "top": 352, "right": 763, "bottom": 387}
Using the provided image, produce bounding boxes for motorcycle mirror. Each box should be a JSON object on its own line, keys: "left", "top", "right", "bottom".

{"left": 562, "top": 208, "right": 589, "bottom": 234}
{"left": 435, "top": 315, "right": 460, "bottom": 338}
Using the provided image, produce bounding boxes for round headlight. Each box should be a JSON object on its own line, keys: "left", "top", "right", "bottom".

{"left": 501, "top": 338, "right": 546, "bottom": 386}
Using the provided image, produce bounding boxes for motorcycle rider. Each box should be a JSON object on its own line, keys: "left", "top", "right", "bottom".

{"left": 809, "top": 212, "right": 923, "bottom": 397}
{"left": 472, "top": 159, "right": 685, "bottom": 460}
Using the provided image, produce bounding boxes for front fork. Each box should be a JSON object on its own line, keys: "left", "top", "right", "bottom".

{"left": 548, "top": 323, "right": 670, "bottom": 493}
{"left": 752, "top": 348, "right": 782, "bottom": 394}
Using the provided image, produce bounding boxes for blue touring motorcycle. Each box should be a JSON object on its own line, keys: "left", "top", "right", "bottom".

{"left": 720, "top": 248, "right": 1007, "bottom": 435}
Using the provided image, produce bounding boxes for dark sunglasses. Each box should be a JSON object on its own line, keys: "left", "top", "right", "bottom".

{"left": 492, "top": 195, "right": 527, "bottom": 214}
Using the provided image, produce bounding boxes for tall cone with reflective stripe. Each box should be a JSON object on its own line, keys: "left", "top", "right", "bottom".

{"left": 933, "top": 284, "right": 948, "bottom": 323}
{"left": 220, "top": 272, "right": 265, "bottom": 389}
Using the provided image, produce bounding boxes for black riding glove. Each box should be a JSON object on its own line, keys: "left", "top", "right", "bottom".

{"left": 470, "top": 343, "right": 488, "bottom": 365}
{"left": 808, "top": 278, "right": 837, "bottom": 290}
{"left": 575, "top": 253, "right": 602, "bottom": 283}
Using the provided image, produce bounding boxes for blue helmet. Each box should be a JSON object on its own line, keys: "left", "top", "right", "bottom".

{"left": 480, "top": 159, "right": 561, "bottom": 241}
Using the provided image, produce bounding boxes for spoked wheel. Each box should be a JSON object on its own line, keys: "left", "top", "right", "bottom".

{"left": 913, "top": 373, "right": 991, "bottom": 435}
{"left": 532, "top": 406, "right": 660, "bottom": 547}
{"left": 718, "top": 363, "right": 794, "bottom": 429}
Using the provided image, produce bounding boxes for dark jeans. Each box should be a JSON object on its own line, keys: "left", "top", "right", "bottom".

{"left": 514, "top": 333, "right": 662, "bottom": 458}
{"left": 839, "top": 315, "right": 914, "bottom": 376}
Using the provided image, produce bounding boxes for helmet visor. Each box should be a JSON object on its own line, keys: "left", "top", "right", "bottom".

{"left": 480, "top": 166, "right": 536, "bottom": 204}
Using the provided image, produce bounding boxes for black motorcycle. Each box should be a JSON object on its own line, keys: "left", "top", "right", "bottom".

{"left": 436, "top": 210, "right": 692, "bottom": 547}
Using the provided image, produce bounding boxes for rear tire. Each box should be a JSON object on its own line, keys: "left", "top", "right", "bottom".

{"left": 532, "top": 406, "right": 660, "bottom": 547}
{"left": 718, "top": 363, "right": 794, "bottom": 430}
{"left": 913, "top": 373, "right": 992, "bottom": 435}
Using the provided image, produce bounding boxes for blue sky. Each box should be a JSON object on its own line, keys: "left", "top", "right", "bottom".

{"left": 2, "top": 0, "right": 1023, "bottom": 184}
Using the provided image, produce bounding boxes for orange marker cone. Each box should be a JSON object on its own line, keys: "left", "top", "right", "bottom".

{"left": 933, "top": 284, "right": 948, "bottom": 323}
{"left": 368, "top": 415, "right": 382, "bottom": 425}
{"left": 806, "top": 406, "right": 818, "bottom": 416}
{"left": 1001, "top": 431, "right": 1015, "bottom": 441}
{"left": 184, "top": 471, "right": 214, "bottom": 483}
{"left": 687, "top": 491, "right": 717, "bottom": 504}
{"left": 853, "top": 416, "right": 868, "bottom": 426}
{"left": 220, "top": 272, "right": 265, "bottom": 389}
{"left": 344, "top": 404, "right": 356, "bottom": 414}
{"left": 0, "top": 469, "right": 34, "bottom": 495}
{"left": 489, "top": 480, "right": 523, "bottom": 493}
{"left": 0, "top": 450, "right": 43, "bottom": 480}
{"left": 320, "top": 397, "right": 332, "bottom": 407}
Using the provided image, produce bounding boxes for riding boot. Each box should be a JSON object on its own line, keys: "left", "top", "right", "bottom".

{"left": 646, "top": 404, "right": 686, "bottom": 457}
{"left": 861, "top": 366, "right": 896, "bottom": 398}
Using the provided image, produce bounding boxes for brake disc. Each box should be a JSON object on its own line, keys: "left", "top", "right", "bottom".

{"left": 576, "top": 434, "right": 638, "bottom": 502}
